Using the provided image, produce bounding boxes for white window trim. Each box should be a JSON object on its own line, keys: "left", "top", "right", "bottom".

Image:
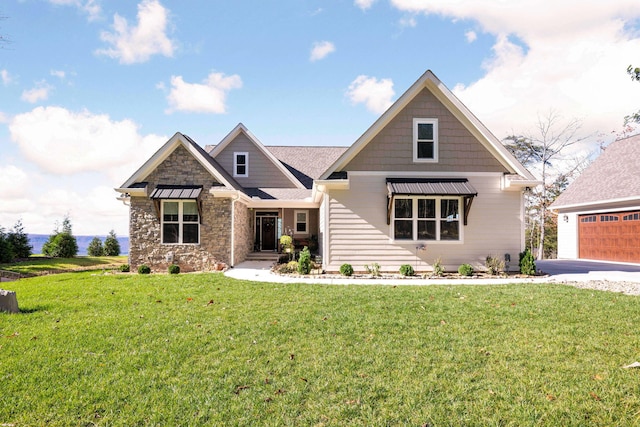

{"left": 413, "top": 118, "right": 439, "bottom": 163}
{"left": 161, "top": 200, "right": 200, "bottom": 245}
{"left": 234, "top": 152, "right": 249, "bottom": 177}
{"left": 294, "top": 209, "right": 309, "bottom": 235}
{"left": 390, "top": 196, "right": 463, "bottom": 243}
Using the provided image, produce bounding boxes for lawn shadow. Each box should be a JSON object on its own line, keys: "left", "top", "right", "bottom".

{"left": 18, "top": 304, "right": 51, "bottom": 314}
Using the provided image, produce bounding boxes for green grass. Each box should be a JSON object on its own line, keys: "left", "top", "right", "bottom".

{"left": 2, "top": 272, "right": 640, "bottom": 426}
{"left": 0, "top": 255, "right": 127, "bottom": 276}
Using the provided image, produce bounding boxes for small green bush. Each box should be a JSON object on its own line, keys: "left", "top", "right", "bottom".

{"left": 297, "top": 247, "right": 312, "bottom": 275}
{"left": 119, "top": 264, "right": 130, "bottom": 273}
{"left": 432, "top": 257, "right": 445, "bottom": 276}
{"left": 458, "top": 263, "right": 474, "bottom": 276}
{"left": 339, "top": 263, "right": 354, "bottom": 276}
{"left": 168, "top": 264, "right": 180, "bottom": 274}
{"left": 399, "top": 264, "right": 414, "bottom": 276}
{"left": 138, "top": 264, "right": 151, "bottom": 275}
{"left": 519, "top": 249, "right": 536, "bottom": 275}
{"left": 485, "top": 255, "right": 505, "bottom": 275}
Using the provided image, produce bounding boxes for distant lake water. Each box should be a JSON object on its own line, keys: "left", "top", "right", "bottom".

{"left": 28, "top": 234, "right": 129, "bottom": 256}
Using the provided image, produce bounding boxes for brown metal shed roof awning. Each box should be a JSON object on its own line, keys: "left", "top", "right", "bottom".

{"left": 386, "top": 178, "right": 477, "bottom": 197}
{"left": 386, "top": 178, "right": 477, "bottom": 226}
{"left": 149, "top": 185, "right": 203, "bottom": 199}
{"left": 149, "top": 185, "right": 204, "bottom": 223}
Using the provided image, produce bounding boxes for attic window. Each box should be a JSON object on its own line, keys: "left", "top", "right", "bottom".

{"left": 413, "top": 118, "right": 438, "bottom": 162}
{"left": 234, "top": 152, "right": 248, "bottom": 177}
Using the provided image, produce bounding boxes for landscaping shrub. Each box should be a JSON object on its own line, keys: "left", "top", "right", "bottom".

{"left": 138, "top": 264, "right": 151, "bottom": 275}
{"left": 458, "top": 263, "right": 474, "bottom": 276}
{"left": 119, "top": 264, "right": 130, "bottom": 273}
{"left": 87, "top": 237, "right": 104, "bottom": 257}
{"left": 275, "top": 261, "right": 298, "bottom": 274}
{"left": 297, "top": 247, "right": 312, "bottom": 275}
{"left": 364, "top": 262, "right": 381, "bottom": 277}
{"left": 485, "top": 255, "right": 505, "bottom": 275}
{"left": 399, "top": 264, "right": 414, "bottom": 276}
{"left": 519, "top": 248, "right": 536, "bottom": 275}
{"left": 168, "top": 264, "right": 180, "bottom": 274}
{"left": 339, "top": 263, "right": 354, "bottom": 276}
{"left": 432, "top": 257, "right": 445, "bottom": 276}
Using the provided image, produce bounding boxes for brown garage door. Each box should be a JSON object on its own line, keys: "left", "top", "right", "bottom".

{"left": 579, "top": 211, "right": 640, "bottom": 262}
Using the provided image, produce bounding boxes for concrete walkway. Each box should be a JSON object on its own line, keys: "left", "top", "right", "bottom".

{"left": 224, "top": 259, "right": 640, "bottom": 285}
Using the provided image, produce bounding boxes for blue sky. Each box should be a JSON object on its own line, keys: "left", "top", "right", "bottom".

{"left": 1, "top": 0, "right": 640, "bottom": 236}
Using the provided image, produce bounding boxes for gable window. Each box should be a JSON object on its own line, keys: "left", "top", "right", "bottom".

{"left": 234, "top": 152, "right": 248, "bottom": 177}
{"left": 413, "top": 118, "right": 438, "bottom": 162}
{"left": 393, "top": 197, "right": 460, "bottom": 241}
{"left": 162, "top": 200, "right": 199, "bottom": 244}
{"left": 294, "top": 210, "right": 308, "bottom": 234}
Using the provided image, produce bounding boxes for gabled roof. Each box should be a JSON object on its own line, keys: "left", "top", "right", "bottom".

{"left": 320, "top": 70, "right": 536, "bottom": 181}
{"left": 117, "top": 132, "right": 240, "bottom": 191}
{"left": 208, "top": 123, "right": 306, "bottom": 190}
{"left": 551, "top": 134, "right": 640, "bottom": 210}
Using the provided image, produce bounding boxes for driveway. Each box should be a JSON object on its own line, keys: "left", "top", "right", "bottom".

{"left": 537, "top": 259, "right": 640, "bottom": 282}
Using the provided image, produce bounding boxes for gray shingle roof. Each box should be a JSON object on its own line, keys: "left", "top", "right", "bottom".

{"left": 551, "top": 134, "right": 640, "bottom": 209}
{"left": 265, "top": 146, "right": 348, "bottom": 188}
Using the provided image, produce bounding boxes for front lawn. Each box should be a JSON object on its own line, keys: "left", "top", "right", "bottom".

{"left": 0, "top": 255, "right": 127, "bottom": 276}
{"left": 1, "top": 272, "right": 640, "bottom": 425}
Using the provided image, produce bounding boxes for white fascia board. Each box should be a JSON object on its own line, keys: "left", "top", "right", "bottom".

{"left": 502, "top": 175, "right": 542, "bottom": 191}
{"left": 551, "top": 196, "right": 640, "bottom": 212}
{"left": 114, "top": 187, "right": 147, "bottom": 196}
{"left": 246, "top": 199, "right": 318, "bottom": 209}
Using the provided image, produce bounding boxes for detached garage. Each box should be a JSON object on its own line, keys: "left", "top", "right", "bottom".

{"left": 552, "top": 134, "right": 640, "bottom": 263}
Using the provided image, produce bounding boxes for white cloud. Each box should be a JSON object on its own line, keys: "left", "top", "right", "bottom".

{"left": 50, "top": 70, "right": 66, "bottom": 79}
{"left": 21, "top": 81, "right": 53, "bottom": 103}
{"left": 310, "top": 41, "right": 336, "bottom": 62}
{"left": 355, "top": 0, "right": 376, "bottom": 10}
{"left": 399, "top": 16, "right": 417, "bottom": 28}
{"left": 97, "top": 0, "right": 174, "bottom": 64}
{"left": 48, "top": 0, "right": 102, "bottom": 21}
{"left": 389, "top": 0, "right": 640, "bottom": 141}
{"left": 347, "top": 75, "right": 395, "bottom": 114}
{"left": 165, "top": 72, "right": 243, "bottom": 114}
{"left": 8, "top": 106, "right": 165, "bottom": 180}
{"left": 0, "top": 165, "right": 30, "bottom": 199}
{"left": 1, "top": 69, "right": 12, "bottom": 85}
{"left": 465, "top": 30, "right": 477, "bottom": 43}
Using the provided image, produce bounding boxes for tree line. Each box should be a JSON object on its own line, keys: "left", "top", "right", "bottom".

{"left": 0, "top": 215, "right": 121, "bottom": 262}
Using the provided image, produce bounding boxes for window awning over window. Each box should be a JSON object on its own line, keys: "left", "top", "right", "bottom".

{"left": 386, "top": 178, "right": 477, "bottom": 226}
{"left": 149, "top": 185, "right": 202, "bottom": 199}
{"left": 149, "top": 185, "right": 203, "bottom": 223}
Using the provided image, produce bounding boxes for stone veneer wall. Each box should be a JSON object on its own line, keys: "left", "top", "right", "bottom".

{"left": 232, "top": 201, "right": 252, "bottom": 265}
{"left": 128, "top": 144, "right": 233, "bottom": 272}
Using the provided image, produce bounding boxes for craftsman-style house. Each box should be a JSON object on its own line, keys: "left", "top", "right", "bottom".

{"left": 116, "top": 70, "right": 538, "bottom": 273}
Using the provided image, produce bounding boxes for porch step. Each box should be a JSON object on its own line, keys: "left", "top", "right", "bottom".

{"left": 245, "top": 252, "right": 280, "bottom": 262}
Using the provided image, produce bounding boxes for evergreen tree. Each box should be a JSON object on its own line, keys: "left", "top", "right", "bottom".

{"left": 42, "top": 215, "right": 78, "bottom": 258}
{"left": 103, "top": 230, "right": 121, "bottom": 256}
{"left": 0, "top": 227, "right": 14, "bottom": 263}
{"left": 87, "top": 237, "right": 104, "bottom": 256}
{"left": 7, "top": 219, "right": 32, "bottom": 259}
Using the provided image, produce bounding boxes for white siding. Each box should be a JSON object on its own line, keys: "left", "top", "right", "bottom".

{"left": 325, "top": 173, "right": 524, "bottom": 273}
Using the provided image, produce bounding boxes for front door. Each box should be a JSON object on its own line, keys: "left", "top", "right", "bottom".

{"left": 255, "top": 212, "right": 278, "bottom": 251}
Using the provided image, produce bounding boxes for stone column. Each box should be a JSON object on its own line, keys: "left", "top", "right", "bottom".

{"left": 0, "top": 289, "right": 19, "bottom": 313}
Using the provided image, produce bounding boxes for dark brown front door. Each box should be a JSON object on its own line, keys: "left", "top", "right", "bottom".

{"left": 261, "top": 217, "right": 276, "bottom": 251}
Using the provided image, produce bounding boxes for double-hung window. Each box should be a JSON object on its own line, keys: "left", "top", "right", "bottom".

{"left": 294, "top": 210, "right": 308, "bottom": 234}
{"left": 393, "top": 197, "right": 460, "bottom": 241}
{"left": 162, "top": 200, "right": 199, "bottom": 244}
{"left": 413, "top": 118, "right": 438, "bottom": 162}
{"left": 234, "top": 152, "right": 248, "bottom": 177}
